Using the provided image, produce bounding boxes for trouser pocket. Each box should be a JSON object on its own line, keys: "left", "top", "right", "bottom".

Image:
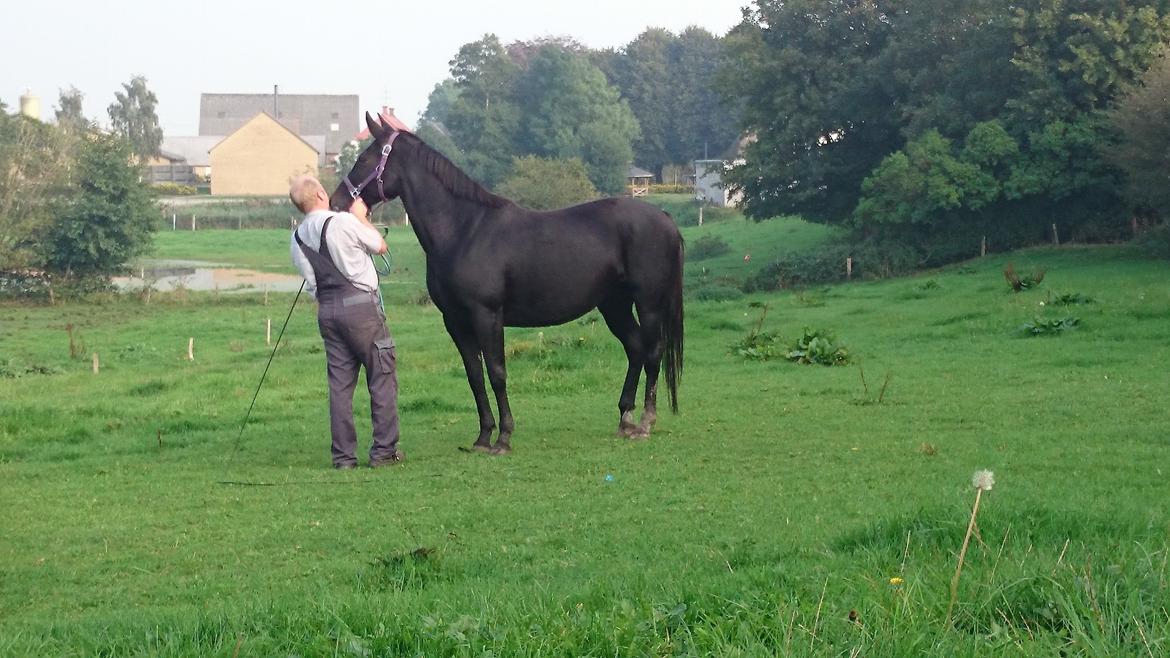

{"left": 374, "top": 337, "right": 396, "bottom": 374}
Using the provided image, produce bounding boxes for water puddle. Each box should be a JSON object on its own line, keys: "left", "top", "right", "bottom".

{"left": 114, "top": 260, "right": 303, "bottom": 293}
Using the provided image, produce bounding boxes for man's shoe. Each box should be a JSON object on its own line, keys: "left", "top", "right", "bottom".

{"left": 369, "top": 451, "right": 405, "bottom": 468}
{"left": 334, "top": 463, "right": 358, "bottom": 470}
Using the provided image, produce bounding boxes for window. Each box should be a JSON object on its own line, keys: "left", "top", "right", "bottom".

{"left": 216, "top": 111, "right": 225, "bottom": 119}
{"left": 330, "top": 123, "right": 339, "bottom": 131}
{"left": 331, "top": 112, "right": 339, "bottom": 119}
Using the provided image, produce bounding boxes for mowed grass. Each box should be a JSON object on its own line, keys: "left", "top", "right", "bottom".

{"left": 0, "top": 220, "right": 1168, "bottom": 656}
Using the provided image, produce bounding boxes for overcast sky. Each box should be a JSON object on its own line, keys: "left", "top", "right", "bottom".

{"left": 4, "top": 0, "right": 745, "bottom": 136}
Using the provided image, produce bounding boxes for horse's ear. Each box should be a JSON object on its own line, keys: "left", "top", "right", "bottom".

{"left": 365, "top": 111, "right": 384, "bottom": 139}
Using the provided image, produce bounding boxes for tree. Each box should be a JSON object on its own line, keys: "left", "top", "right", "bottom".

{"left": 41, "top": 133, "right": 155, "bottom": 278}
{"left": 55, "top": 87, "right": 89, "bottom": 134}
{"left": 721, "top": 0, "right": 1170, "bottom": 252}
{"left": 1107, "top": 53, "right": 1170, "bottom": 219}
{"left": 107, "top": 76, "right": 163, "bottom": 162}
{"left": 605, "top": 29, "right": 674, "bottom": 177}
{"left": 497, "top": 156, "right": 598, "bottom": 210}
{"left": 515, "top": 46, "right": 640, "bottom": 195}
{"left": 444, "top": 34, "right": 521, "bottom": 185}
{"left": 0, "top": 103, "right": 74, "bottom": 271}
{"left": 667, "top": 27, "right": 740, "bottom": 168}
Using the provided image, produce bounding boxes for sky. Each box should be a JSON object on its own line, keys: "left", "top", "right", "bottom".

{"left": 3, "top": 0, "right": 746, "bottom": 137}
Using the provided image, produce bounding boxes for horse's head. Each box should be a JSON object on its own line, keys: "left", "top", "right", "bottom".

{"left": 330, "top": 111, "right": 405, "bottom": 212}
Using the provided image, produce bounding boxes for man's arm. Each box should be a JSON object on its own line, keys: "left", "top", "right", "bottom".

{"left": 349, "top": 198, "right": 389, "bottom": 255}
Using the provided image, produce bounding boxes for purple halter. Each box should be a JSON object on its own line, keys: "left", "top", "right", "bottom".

{"left": 343, "top": 131, "right": 400, "bottom": 204}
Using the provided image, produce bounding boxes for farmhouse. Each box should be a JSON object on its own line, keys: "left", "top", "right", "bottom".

{"left": 200, "top": 91, "right": 357, "bottom": 161}
{"left": 208, "top": 112, "right": 320, "bottom": 196}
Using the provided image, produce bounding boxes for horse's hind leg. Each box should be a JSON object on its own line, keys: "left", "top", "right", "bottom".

{"left": 471, "top": 307, "right": 514, "bottom": 455}
{"left": 443, "top": 315, "right": 495, "bottom": 452}
{"left": 635, "top": 307, "right": 664, "bottom": 437}
{"left": 599, "top": 298, "right": 645, "bottom": 438}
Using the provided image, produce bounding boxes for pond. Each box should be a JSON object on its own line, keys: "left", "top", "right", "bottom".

{"left": 113, "top": 260, "right": 303, "bottom": 293}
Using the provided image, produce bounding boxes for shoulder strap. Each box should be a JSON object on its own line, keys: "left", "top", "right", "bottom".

{"left": 294, "top": 215, "right": 335, "bottom": 251}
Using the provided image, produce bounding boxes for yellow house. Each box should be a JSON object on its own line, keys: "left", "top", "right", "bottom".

{"left": 209, "top": 112, "right": 318, "bottom": 196}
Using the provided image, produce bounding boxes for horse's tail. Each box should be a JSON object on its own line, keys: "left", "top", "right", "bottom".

{"left": 663, "top": 238, "right": 684, "bottom": 413}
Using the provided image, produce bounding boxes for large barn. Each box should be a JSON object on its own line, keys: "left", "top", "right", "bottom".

{"left": 208, "top": 113, "right": 320, "bottom": 196}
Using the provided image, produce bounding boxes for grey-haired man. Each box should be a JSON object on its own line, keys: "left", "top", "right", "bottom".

{"left": 289, "top": 175, "right": 402, "bottom": 469}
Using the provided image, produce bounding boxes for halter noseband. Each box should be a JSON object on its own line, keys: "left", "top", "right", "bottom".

{"left": 343, "top": 131, "right": 400, "bottom": 204}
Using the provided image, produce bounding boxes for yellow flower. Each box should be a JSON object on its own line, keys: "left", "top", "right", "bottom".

{"left": 889, "top": 577, "right": 904, "bottom": 586}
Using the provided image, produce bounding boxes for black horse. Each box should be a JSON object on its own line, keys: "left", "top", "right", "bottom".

{"left": 330, "top": 113, "right": 683, "bottom": 455}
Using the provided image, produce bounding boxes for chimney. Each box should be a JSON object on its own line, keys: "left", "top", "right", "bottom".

{"left": 273, "top": 84, "right": 279, "bottom": 117}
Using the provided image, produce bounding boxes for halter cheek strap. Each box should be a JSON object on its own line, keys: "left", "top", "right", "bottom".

{"left": 343, "top": 131, "right": 400, "bottom": 204}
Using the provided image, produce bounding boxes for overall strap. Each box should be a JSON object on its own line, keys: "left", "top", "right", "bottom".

{"left": 296, "top": 216, "right": 356, "bottom": 296}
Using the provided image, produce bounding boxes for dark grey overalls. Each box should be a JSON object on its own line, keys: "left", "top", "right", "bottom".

{"left": 295, "top": 217, "right": 400, "bottom": 467}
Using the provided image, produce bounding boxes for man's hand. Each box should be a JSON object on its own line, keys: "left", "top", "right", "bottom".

{"left": 349, "top": 197, "right": 370, "bottom": 222}
{"left": 350, "top": 197, "right": 388, "bottom": 255}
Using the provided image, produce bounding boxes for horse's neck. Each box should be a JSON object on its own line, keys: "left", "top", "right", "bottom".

{"left": 398, "top": 167, "right": 482, "bottom": 258}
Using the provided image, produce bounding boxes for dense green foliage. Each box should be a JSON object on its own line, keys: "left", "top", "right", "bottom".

{"left": 107, "top": 75, "right": 163, "bottom": 162}
{"left": 423, "top": 29, "right": 739, "bottom": 193}
{"left": 1107, "top": 52, "right": 1170, "bottom": 220}
{"left": 40, "top": 133, "right": 156, "bottom": 278}
{"left": 722, "top": 0, "right": 1170, "bottom": 257}
{"left": 496, "top": 156, "right": 598, "bottom": 210}
{"left": 0, "top": 107, "right": 70, "bottom": 271}
{"left": 1, "top": 103, "right": 157, "bottom": 285}
{"left": 596, "top": 27, "right": 741, "bottom": 177}
{"left": 1, "top": 228, "right": 1168, "bottom": 655}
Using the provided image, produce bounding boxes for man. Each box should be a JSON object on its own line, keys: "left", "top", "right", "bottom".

{"left": 289, "top": 175, "right": 402, "bottom": 469}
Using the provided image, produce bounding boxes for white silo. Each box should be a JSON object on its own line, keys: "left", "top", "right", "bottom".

{"left": 19, "top": 90, "right": 41, "bottom": 121}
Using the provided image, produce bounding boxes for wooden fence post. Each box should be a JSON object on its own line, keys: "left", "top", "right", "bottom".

{"left": 266, "top": 318, "right": 272, "bottom": 346}
{"left": 92, "top": 352, "right": 99, "bottom": 375}
{"left": 187, "top": 337, "right": 194, "bottom": 361}
{"left": 846, "top": 257, "right": 853, "bottom": 280}
{"left": 980, "top": 236, "right": 987, "bottom": 257}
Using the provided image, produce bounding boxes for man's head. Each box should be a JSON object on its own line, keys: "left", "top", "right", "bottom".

{"left": 289, "top": 175, "right": 329, "bottom": 213}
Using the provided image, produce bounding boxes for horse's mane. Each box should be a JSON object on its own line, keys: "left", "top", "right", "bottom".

{"left": 403, "top": 134, "right": 511, "bottom": 209}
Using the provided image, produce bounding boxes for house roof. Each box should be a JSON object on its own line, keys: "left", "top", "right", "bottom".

{"left": 199, "top": 92, "right": 357, "bottom": 154}
{"left": 354, "top": 106, "right": 412, "bottom": 141}
{"left": 627, "top": 165, "right": 654, "bottom": 179}
{"left": 209, "top": 112, "right": 321, "bottom": 154}
{"left": 159, "top": 136, "right": 222, "bottom": 167}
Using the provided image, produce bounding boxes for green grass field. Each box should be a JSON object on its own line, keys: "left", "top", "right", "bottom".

{"left": 1, "top": 217, "right": 1168, "bottom": 656}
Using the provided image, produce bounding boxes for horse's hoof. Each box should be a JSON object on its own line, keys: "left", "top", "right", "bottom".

{"left": 489, "top": 443, "right": 512, "bottom": 456}
{"left": 469, "top": 443, "right": 493, "bottom": 454}
{"left": 626, "top": 429, "right": 650, "bottom": 441}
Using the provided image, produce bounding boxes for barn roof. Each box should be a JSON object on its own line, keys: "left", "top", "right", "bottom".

{"left": 627, "top": 165, "right": 654, "bottom": 179}
{"left": 199, "top": 92, "right": 357, "bottom": 154}
{"left": 159, "top": 136, "right": 222, "bottom": 167}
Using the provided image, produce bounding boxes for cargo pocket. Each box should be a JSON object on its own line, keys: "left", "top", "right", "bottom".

{"left": 374, "top": 337, "right": 396, "bottom": 374}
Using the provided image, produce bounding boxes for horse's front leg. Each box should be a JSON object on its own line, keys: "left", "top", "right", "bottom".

{"left": 471, "top": 307, "right": 513, "bottom": 455}
{"left": 443, "top": 314, "right": 495, "bottom": 452}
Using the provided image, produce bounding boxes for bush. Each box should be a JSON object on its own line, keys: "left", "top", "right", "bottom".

{"left": 1135, "top": 222, "right": 1170, "bottom": 259}
{"left": 785, "top": 327, "right": 850, "bottom": 366}
{"left": 152, "top": 182, "right": 197, "bottom": 196}
{"left": 692, "top": 284, "right": 743, "bottom": 302}
{"left": 649, "top": 183, "right": 692, "bottom": 194}
{"left": 731, "top": 331, "right": 783, "bottom": 361}
{"left": 1017, "top": 316, "right": 1080, "bottom": 336}
{"left": 687, "top": 235, "right": 731, "bottom": 261}
{"left": 742, "top": 240, "right": 921, "bottom": 292}
{"left": 498, "top": 156, "right": 599, "bottom": 210}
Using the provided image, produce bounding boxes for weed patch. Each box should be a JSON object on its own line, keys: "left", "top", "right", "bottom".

{"left": 1018, "top": 316, "right": 1080, "bottom": 336}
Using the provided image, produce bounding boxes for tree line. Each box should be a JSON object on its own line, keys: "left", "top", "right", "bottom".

{"left": 0, "top": 77, "right": 162, "bottom": 292}
{"left": 412, "top": 29, "right": 739, "bottom": 203}
{"left": 720, "top": 0, "right": 1170, "bottom": 265}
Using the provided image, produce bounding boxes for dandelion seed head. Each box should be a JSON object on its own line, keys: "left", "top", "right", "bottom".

{"left": 972, "top": 470, "right": 995, "bottom": 491}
